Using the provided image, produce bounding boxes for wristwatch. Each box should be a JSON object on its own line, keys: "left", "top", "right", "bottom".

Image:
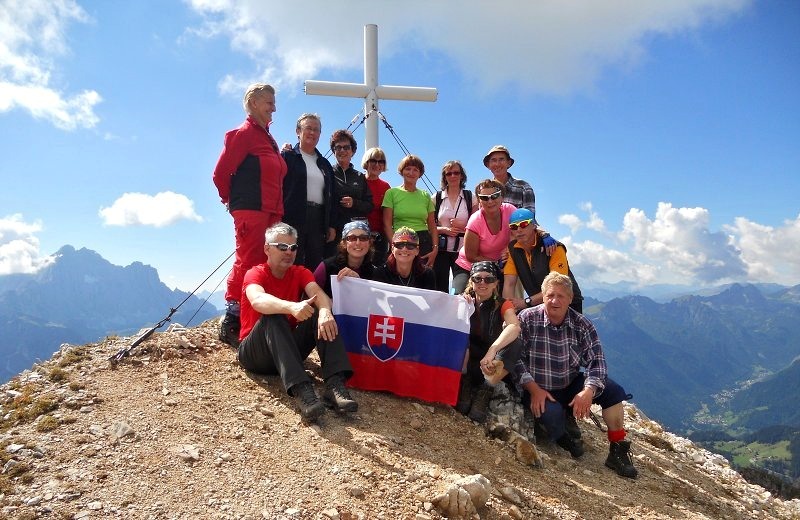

{"left": 524, "top": 297, "right": 533, "bottom": 307}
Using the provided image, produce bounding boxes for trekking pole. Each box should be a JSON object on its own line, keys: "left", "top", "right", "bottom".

{"left": 109, "top": 250, "right": 234, "bottom": 365}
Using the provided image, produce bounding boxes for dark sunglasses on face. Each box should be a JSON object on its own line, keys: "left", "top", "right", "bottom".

{"left": 393, "top": 242, "right": 418, "bottom": 250}
{"left": 477, "top": 190, "right": 502, "bottom": 201}
{"left": 471, "top": 275, "right": 497, "bottom": 284}
{"left": 445, "top": 171, "right": 462, "bottom": 177}
{"left": 509, "top": 219, "right": 534, "bottom": 231}
{"left": 344, "top": 234, "right": 371, "bottom": 243}
{"left": 269, "top": 242, "right": 299, "bottom": 252}
{"left": 333, "top": 145, "right": 352, "bottom": 151}
{"left": 368, "top": 158, "right": 386, "bottom": 165}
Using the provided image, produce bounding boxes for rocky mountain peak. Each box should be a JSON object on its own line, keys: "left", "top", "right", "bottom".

{"left": 1, "top": 320, "right": 797, "bottom": 519}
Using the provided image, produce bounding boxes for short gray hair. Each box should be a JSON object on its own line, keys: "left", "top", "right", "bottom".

{"left": 243, "top": 83, "right": 275, "bottom": 114}
{"left": 265, "top": 222, "right": 298, "bottom": 243}
{"left": 296, "top": 113, "right": 321, "bottom": 132}
{"left": 541, "top": 272, "right": 573, "bottom": 298}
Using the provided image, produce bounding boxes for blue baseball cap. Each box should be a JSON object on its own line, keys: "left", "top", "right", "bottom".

{"left": 509, "top": 208, "right": 535, "bottom": 224}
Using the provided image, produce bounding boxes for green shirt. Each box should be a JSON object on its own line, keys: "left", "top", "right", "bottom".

{"left": 382, "top": 187, "right": 434, "bottom": 232}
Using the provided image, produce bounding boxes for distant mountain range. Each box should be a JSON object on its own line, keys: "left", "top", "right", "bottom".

{"left": 586, "top": 283, "right": 800, "bottom": 433}
{"left": 0, "top": 245, "right": 218, "bottom": 382}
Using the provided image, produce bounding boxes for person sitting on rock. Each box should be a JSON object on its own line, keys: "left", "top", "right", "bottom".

{"left": 456, "top": 261, "right": 522, "bottom": 424}
{"left": 515, "top": 271, "right": 637, "bottom": 478}
{"left": 237, "top": 222, "right": 357, "bottom": 422}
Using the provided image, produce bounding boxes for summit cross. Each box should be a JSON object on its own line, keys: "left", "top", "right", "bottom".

{"left": 304, "top": 24, "right": 438, "bottom": 151}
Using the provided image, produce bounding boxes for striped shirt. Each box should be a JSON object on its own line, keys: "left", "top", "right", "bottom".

{"left": 515, "top": 305, "right": 607, "bottom": 394}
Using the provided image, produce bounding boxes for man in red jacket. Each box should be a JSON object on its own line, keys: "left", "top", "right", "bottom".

{"left": 212, "top": 83, "right": 288, "bottom": 347}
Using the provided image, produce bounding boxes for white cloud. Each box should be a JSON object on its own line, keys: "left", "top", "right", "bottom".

{"left": 186, "top": 0, "right": 751, "bottom": 96}
{"left": 725, "top": 214, "right": 800, "bottom": 285}
{"left": 557, "top": 202, "right": 800, "bottom": 288}
{"left": 99, "top": 192, "right": 204, "bottom": 228}
{"left": 618, "top": 202, "right": 747, "bottom": 283}
{"left": 0, "top": 213, "right": 55, "bottom": 274}
{"left": 559, "top": 202, "right": 606, "bottom": 234}
{"left": 0, "top": 0, "right": 101, "bottom": 129}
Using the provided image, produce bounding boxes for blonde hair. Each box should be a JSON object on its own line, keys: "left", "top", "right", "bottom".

{"left": 541, "top": 272, "right": 573, "bottom": 298}
{"left": 243, "top": 83, "right": 275, "bottom": 114}
{"left": 361, "top": 147, "right": 387, "bottom": 171}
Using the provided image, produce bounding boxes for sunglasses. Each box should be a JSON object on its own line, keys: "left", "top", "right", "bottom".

{"left": 368, "top": 158, "right": 387, "bottom": 165}
{"left": 269, "top": 242, "right": 299, "bottom": 252}
{"left": 393, "top": 242, "right": 418, "bottom": 250}
{"left": 333, "top": 145, "right": 352, "bottom": 152}
{"left": 471, "top": 275, "right": 498, "bottom": 284}
{"left": 445, "top": 171, "right": 462, "bottom": 177}
{"left": 477, "top": 190, "right": 502, "bottom": 201}
{"left": 344, "top": 234, "right": 371, "bottom": 243}
{"left": 509, "top": 219, "right": 534, "bottom": 231}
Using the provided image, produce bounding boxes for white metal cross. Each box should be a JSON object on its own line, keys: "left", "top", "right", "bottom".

{"left": 304, "top": 24, "right": 438, "bottom": 152}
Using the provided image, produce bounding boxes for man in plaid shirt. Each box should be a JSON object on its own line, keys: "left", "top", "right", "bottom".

{"left": 482, "top": 145, "right": 535, "bottom": 211}
{"left": 515, "top": 272, "right": 638, "bottom": 478}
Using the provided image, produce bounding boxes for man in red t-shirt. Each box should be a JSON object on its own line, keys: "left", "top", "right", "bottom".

{"left": 237, "top": 222, "right": 357, "bottom": 421}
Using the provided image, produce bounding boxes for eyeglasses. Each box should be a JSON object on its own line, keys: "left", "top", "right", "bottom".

{"left": 471, "top": 275, "right": 497, "bottom": 284}
{"left": 509, "top": 219, "right": 534, "bottom": 231}
{"left": 368, "top": 158, "right": 386, "bottom": 165}
{"left": 393, "top": 242, "right": 418, "bottom": 250}
{"left": 300, "top": 126, "right": 320, "bottom": 133}
{"left": 477, "top": 190, "right": 502, "bottom": 201}
{"left": 333, "top": 145, "right": 352, "bottom": 152}
{"left": 268, "top": 242, "right": 299, "bottom": 252}
{"left": 344, "top": 235, "right": 371, "bottom": 243}
{"left": 445, "top": 171, "right": 462, "bottom": 177}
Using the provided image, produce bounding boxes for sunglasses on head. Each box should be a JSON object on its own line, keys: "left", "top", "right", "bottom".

{"left": 471, "top": 275, "right": 498, "bottom": 284}
{"left": 393, "top": 241, "right": 418, "bottom": 250}
{"left": 509, "top": 219, "right": 534, "bottom": 231}
{"left": 477, "top": 190, "right": 502, "bottom": 201}
{"left": 269, "top": 242, "right": 298, "bottom": 252}
{"left": 344, "top": 234, "right": 371, "bottom": 243}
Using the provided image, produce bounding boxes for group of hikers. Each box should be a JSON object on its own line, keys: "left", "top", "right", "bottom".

{"left": 211, "top": 83, "right": 637, "bottom": 479}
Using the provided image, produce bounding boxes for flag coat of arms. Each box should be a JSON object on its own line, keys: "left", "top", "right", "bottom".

{"left": 332, "top": 277, "right": 473, "bottom": 406}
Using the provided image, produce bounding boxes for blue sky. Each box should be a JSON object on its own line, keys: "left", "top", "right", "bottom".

{"left": 1, "top": 0, "right": 798, "bottom": 292}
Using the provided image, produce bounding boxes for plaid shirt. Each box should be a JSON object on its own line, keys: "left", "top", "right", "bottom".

{"left": 515, "top": 305, "right": 607, "bottom": 394}
{"left": 503, "top": 173, "right": 535, "bottom": 211}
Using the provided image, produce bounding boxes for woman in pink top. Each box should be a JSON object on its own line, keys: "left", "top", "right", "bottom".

{"left": 452, "top": 179, "right": 516, "bottom": 294}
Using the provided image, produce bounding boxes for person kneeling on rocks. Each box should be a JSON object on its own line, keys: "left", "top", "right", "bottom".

{"left": 237, "top": 222, "right": 357, "bottom": 421}
{"left": 514, "top": 272, "right": 637, "bottom": 478}
{"left": 456, "top": 261, "right": 522, "bottom": 423}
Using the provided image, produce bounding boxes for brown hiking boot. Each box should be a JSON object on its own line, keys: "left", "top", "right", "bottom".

{"left": 467, "top": 383, "right": 493, "bottom": 423}
{"left": 605, "top": 440, "right": 638, "bottom": 478}
{"left": 322, "top": 374, "right": 358, "bottom": 413}
{"left": 556, "top": 433, "right": 584, "bottom": 458}
{"left": 292, "top": 382, "right": 325, "bottom": 421}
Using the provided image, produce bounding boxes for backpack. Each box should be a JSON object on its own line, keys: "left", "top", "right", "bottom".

{"left": 434, "top": 189, "right": 473, "bottom": 224}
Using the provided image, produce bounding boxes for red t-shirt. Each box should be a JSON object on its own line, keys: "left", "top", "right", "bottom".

{"left": 365, "top": 177, "right": 391, "bottom": 235}
{"left": 239, "top": 263, "right": 314, "bottom": 340}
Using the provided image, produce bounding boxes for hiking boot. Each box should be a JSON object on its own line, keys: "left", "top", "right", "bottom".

{"left": 292, "top": 382, "right": 326, "bottom": 421}
{"left": 556, "top": 433, "right": 584, "bottom": 458}
{"left": 455, "top": 373, "right": 472, "bottom": 415}
{"left": 322, "top": 374, "right": 358, "bottom": 413}
{"left": 565, "top": 407, "right": 582, "bottom": 440}
{"left": 218, "top": 313, "right": 240, "bottom": 348}
{"left": 605, "top": 440, "right": 638, "bottom": 479}
{"left": 467, "top": 383, "right": 493, "bottom": 423}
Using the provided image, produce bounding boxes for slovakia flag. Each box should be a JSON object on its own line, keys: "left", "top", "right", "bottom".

{"left": 332, "top": 277, "right": 473, "bottom": 406}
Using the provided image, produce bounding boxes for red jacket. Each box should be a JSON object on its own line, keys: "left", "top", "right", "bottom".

{"left": 212, "top": 116, "right": 287, "bottom": 215}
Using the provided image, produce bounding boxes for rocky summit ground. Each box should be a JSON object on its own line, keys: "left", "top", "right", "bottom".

{"left": 1, "top": 320, "right": 798, "bottom": 520}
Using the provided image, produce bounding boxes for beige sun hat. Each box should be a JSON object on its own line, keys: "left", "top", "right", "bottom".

{"left": 482, "top": 145, "right": 514, "bottom": 167}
